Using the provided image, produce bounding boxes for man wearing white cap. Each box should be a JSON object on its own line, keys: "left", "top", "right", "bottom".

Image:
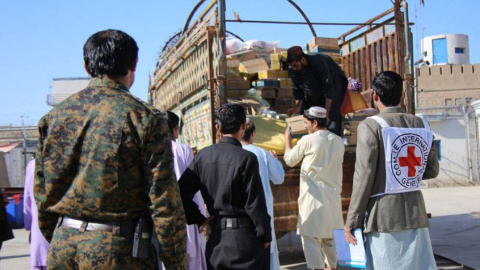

{"left": 284, "top": 106, "right": 345, "bottom": 270}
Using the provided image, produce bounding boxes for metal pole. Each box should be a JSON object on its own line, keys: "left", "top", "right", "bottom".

{"left": 463, "top": 105, "right": 473, "bottom": 181}
{"left": 217, "top": 0, "right": 227, "bottom": 105}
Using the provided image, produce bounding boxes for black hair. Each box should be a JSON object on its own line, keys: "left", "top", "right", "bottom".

{"left": 216, "top": 103, "right": 246, "bottom": 134}
{"left": 241, "top": 118, "right": 255, "bottom": 141}
{"left": 83, "top": 29, "right": 138, "bottom": 78}
{"left": 166, "top": 111, "right": 180, "bottom": 134}
{"left": 303, "top": 111, "right": 326, "bottom": 128}
{"left": 372, "top": 71, "right": 403, "bottom": 107}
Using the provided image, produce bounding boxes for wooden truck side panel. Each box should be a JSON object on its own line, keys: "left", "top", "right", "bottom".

{"left": 150, "top": 0, "right": 412, "bottom": 236}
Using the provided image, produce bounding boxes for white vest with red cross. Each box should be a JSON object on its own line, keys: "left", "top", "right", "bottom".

{"left": 369, "top": 115, "right": 434, "bottom": 197}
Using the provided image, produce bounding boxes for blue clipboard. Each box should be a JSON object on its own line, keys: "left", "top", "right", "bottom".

{"left": 333, "top": 228, "right": 367, "bottom": 269}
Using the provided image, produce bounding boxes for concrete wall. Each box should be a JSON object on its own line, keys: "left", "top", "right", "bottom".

{"left": 421, "top": 34, "right": 469, "bottom": 65}
{"left": 429, "top": 118, "right": 470, "bottom": 181}
{"left": 416, "top": 64, "right": 480, "bottom": 109}
{"left": 0, "top": 126, "right": 38, "bottom": 187}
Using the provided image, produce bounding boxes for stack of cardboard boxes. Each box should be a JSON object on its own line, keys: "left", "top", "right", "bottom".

{"left": 226, "top": 37, "right": 341, "bottom": 114}
{"left": 226, "top": 47, "right": 295, "bottom": 114}
{"left": 305, "top": 37, "right": 342, "bottom": 65}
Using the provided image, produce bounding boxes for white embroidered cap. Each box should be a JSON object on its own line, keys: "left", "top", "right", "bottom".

{"left": 305, "top": 106, "right": 327, "bottom": 118}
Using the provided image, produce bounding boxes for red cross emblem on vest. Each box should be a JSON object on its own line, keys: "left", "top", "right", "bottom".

{"left": 399, "top": 146, "right": 422, "bottom": 177}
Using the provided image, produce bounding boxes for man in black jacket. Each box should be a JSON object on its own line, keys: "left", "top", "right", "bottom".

{"left": 179, "top": 103, "right": 271, "bottom": 270}
{"left": 287, "top": 45, "right": 348, "bottom": 136}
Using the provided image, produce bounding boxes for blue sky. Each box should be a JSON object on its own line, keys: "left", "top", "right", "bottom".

{"left": 1, "top": 0, "right": 478, "bottom": 126}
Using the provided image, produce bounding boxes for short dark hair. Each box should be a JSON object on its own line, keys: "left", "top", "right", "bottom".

{"left": 372, "top": 71, "right": 403, "bottom": 106}
{"left": 303, "top": 111, "right": 326, "bottom": 128}
{"left": 83, "top": 29, "right": 138, "bottom": 78}
{"left": 166, "top": 111, "right": 180, "bottom": 134}
{"left": 216, "top": 104, "right": 246, "bottom": 134}
{"left": 241, "top": 118, "right": 255, "bottom": 141}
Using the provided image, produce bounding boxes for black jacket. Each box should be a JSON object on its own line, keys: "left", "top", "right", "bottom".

{"left": 179, "top": 136, "right": 272, "bottom": 243}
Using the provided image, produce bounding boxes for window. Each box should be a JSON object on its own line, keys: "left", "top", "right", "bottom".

{"left": 445, "top": 98, "right": 452, "bottom": 106}
{"left": 455, "top": 47, "right": 465, "bottom": 54}
{"left": 455, "top": 98, "right": 463, "bottom": 106}
{"left": 424, "top": 51, "right": 428, "bottom": 57}
{"left": 445, "top": 98, "right": 454, "bottom": 114}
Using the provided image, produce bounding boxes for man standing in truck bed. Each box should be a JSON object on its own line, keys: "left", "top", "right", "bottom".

{"left": 286, "top": 45, "right": 348, "bottom": 136}
{"left": 179, "top": 103, "right": 272, "bottom": 269}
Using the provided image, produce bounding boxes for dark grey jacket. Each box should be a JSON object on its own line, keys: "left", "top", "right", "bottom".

{"left": 346, "top": 107, "right": 439, "bottom": 233}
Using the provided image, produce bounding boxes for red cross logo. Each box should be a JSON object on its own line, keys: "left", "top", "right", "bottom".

{"left": 399, "top": 146, "right": 422, "bottom": 177}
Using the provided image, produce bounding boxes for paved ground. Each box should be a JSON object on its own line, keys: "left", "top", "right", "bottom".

{"left": 1, "top": 185, "right": 479, "bottom": 269}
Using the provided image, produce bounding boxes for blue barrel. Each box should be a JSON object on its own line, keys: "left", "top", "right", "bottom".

{"left": 6, "top": 195, "right": 24, "bottom": 228}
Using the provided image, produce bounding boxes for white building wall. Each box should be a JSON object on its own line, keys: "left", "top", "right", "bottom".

{"left": 50, "top": 77, "right": 90, "bottom": 105}
{"left": 429, "top": 118, "right": 470, "bottom": 181}
{"left": 421, "top": 34, "right": 470, "bottom": 65}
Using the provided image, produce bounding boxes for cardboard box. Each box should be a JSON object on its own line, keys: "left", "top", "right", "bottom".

{"left": 276, "top": 87, "right": 294, "bottom": 98}
{"left": 270, "top": 53, "right": 282, "bottom": 70}
{"left": 239, "top": 58, "right": 269, "bottom": 80}
{"left": 342, "top": 134, "right": 358, "bottom": 146}
{"left": 309, "top": 46, "right": 341, "bottom": 55}
{"left": 309, "top": 37, "right": 339, "bottom": 50}
{"left": 258, "top": 70, "right": 289, "bottom": 79}
{"left": 227, "top": 74, "right": 251, "bottom": 90}
{"left": 227, "top": 59, "right": 240, "bottom": 68}
{"left": 259, "top": 89, "right": 276, "bottom": 99}
{"left": 253, "top": 80, "right": 280, "bottom": 88}
{"left": 286, "top": 115, "right": 307, "bottom": 135}
{"left": 342, "top": 121, "right": 359, "bottom": 136}
{"left": 227, "top": 90, "right": 250, "bottom": 98}
{"left": 275, "top": 98, "right": 294, "bottom": 106}
{"left": 278, "top": 78, "right": 292, "bottom": 88}
{"left": 273, "top": 47, "right": 287, "bottom": 54}
{"left": 227, "top": 50, "right": 256, "bottom": 62}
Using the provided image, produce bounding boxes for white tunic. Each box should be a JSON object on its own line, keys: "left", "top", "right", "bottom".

{"left": 243, "top": 144, "right": 285, "bottom": 270}
{"left": 284, "top": 130, "right": 344, "bottom": 237}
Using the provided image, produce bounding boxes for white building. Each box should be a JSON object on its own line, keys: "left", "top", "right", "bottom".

{"left": 421, "top": 34, "right": 469, "bottom": 65}
{"left": 47, "top": 77, "right": 90, "bottom": 106}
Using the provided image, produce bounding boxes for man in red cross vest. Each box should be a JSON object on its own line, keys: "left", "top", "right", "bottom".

{"left": 344, "top": 71, "right": 439, "bottom": 269}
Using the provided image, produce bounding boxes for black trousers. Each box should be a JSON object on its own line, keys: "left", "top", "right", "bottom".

{"left": 206, "top": 227, "right": 270, "bottom": 270}
{"left": 327, "top": 74, "right": 348, "bottom": 136}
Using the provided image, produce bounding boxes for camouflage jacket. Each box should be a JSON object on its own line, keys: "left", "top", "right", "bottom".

{"left": 34, "top": 77, "right": 186, "bottom": 267}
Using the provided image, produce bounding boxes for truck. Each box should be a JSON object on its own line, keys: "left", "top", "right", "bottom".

{"left": 149, "top": 0, "right": 414, "bottom": 237}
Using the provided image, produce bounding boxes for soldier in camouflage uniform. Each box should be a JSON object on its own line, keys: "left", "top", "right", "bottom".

{"left": 34, "top": 29, "right": 187, "bottom": 270}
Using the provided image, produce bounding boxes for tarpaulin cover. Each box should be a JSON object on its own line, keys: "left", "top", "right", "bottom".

{"left": 0, "top": 142, "right": 20, "bottom": 153}
{"left": 250, "top": 115, "right": 299, "bottom": 155}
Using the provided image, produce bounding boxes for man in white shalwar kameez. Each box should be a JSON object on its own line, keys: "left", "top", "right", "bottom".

{"left": 241, "top": 118, "right": 285, "bottom": 270}
{"left": 284, "top": 107, "right": 344, "bottom": 270}
{"left": 167, "top": 111, "right": 207, "bottom": 270}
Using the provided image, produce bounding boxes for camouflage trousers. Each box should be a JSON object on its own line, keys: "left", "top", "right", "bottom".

{"left": 47, "top": 226, "right": 156, "bottom": 270}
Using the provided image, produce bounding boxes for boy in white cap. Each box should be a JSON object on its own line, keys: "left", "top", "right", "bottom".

{"left": 284, "top": 106, "right": 345, "bottom": 270}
